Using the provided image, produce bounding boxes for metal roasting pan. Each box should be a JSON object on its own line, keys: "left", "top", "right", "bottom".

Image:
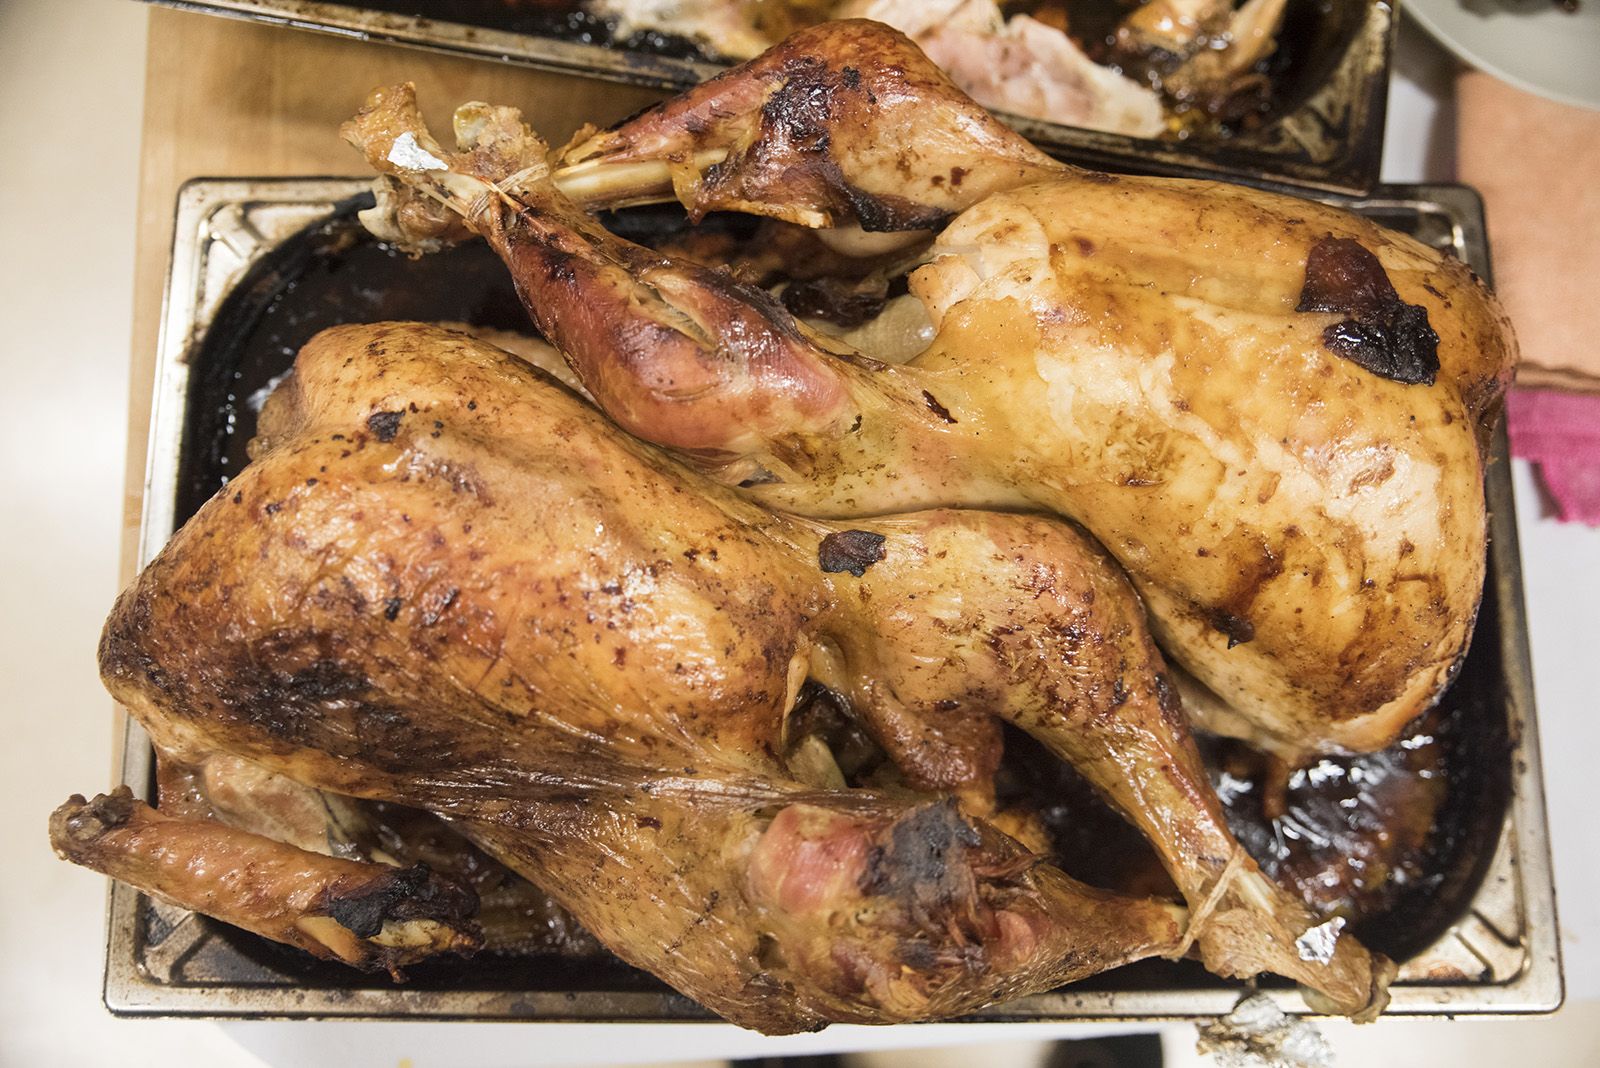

{"left": 142, "top": 0, "right": 1398, "bottom": 195}
{"left": 102, "top": 176, "right": 1562, "bottom": 1021}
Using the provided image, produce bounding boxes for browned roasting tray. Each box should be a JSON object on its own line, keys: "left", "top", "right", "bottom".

{"left": 101, "top": 176, "right": 1559, "bottom": 1020}
{"left": 142, "top": 1, "right": 1396, "bottom": 193}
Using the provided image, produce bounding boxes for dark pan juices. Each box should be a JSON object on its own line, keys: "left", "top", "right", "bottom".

{"left": 172, "top": 198, "right": 1513, "bottom": 994}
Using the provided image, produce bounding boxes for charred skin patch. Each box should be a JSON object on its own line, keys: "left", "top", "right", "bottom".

{"left": 1204, "top": 606, "right": 1256, "bottom": 649}
{"left": 856, "top": 801, "right": 1016, "bottom": 935}
{"left": 837, "top": 180, "right": 953, "bottom": 233}
{"left": 818, "top": 529, "right": 887, "bottom": 577}
{"left": 1297, "top": 236, "right": 1440, "bottom": 386}
{"left": 1198, "top": 536, "right": 1282, "bottom": 650}
{"left": 858, "top": 800, "right": 981, "bottom": 903}
{"left": 195, "top": 635, "right": 469, "bottom": 773}
{"left": 367, "top": 410, "right": 405, "bottom": 442}
{"left": 728, "top": 55, "right": 954, "bottom": 233}
{"left": 323, "top": 862, "right": 479, "bottom": 938}
{"left": 748, "top": 800, "right": 1039, "bottom": 1006}
{"left": 921, "top": 391, "right": 958, "bottom": 424}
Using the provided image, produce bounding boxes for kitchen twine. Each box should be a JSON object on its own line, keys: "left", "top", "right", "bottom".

{"left": 1167, "top": 845, "right": 1251, "bottom": 959}
{"left": 492, "top": 162, "right": 551, "bottom": 202}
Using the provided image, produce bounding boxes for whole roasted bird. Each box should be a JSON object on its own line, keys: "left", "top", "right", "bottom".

{"left": 56, "top": 323, "right": 1390, "bottom": 1030}
{"left": 344, "top": 20, "right": 1516, "bottom": 765}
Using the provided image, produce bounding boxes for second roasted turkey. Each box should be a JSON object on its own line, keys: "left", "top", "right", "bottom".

{"left": 344, "top": 20, "right": 1517, "bottom": 763}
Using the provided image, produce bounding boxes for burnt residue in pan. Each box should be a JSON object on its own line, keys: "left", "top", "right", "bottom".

{"left": 172, "top": 200, "right": 1512, "bottom": 993}
{"left": 1206, "top": 585, "right": 1511, "bottom": 964}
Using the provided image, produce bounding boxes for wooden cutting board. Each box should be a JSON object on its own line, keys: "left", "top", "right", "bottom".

{"left": 126, "top": 7, "right": 665, "bottom": 581}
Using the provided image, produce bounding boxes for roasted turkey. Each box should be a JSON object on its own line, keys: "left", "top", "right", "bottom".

{"left": 343, "top": 20, "right": 1515, "bottom": 764}
{"left": 56, "top": 323, "right": 1390, "bottom": 1029}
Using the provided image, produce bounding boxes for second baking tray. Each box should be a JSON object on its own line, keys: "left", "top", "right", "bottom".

{"left": 145, "top": 0, "right": 1397, "bottom": 194}
{"left": 105, "top": 176, "right": 1560, "bottom": 1020}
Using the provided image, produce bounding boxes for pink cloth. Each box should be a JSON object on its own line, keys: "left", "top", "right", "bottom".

{"left": 1507, "top": 389, "right": 1600, "bottom": 527}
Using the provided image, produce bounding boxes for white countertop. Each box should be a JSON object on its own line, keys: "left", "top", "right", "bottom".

{"left": 2, "top": 3, "right": 1595, "bottom": 1065}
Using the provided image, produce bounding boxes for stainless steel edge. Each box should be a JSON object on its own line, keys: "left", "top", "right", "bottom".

{"left": 104, "top": 177, "right": 1562, "bottom": 1020}
{"left": 1418, "top": 181, "right": 1562, "bottom": 1012}
{"left": 103, "top": 177, "right": 213, "bottom": 1016}
{"left": 1479, "top": 433, "right": 1565, "bottom": 1011}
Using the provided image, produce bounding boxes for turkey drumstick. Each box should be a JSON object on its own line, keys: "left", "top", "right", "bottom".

{"left": 49, "top": 788, "right": 482, "bottom": 978}
{"left": 344, "top": 31, "right": 1516, "bottom": 763}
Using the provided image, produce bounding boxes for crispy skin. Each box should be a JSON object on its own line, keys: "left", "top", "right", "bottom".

{"left": 344, "top": 28, "right": 1514, "bottom": 762}
{"left": 49, "top": 788, "right": 480, "bottom": 977}
{"left": 88, "top": 324, "right": 1384, "bottom": 1024}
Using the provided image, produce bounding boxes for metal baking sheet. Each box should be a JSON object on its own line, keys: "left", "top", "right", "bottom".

{"left": 143, "top": 0, "right": 1397, "bottom": 195}
{"left": 103, "top": 176, "right": 1561, "bottom": 1020}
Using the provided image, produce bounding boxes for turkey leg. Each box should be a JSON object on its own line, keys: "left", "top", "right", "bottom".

{"left": 49, "top": 788, "right": 481, "bottom": 977}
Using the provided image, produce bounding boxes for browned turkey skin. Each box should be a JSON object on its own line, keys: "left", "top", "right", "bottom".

{"left": 344, "top": 20, "right": 1515, "bottom": 765}
{"left": 69, "top": 323, "right": 1388, "bottom": 1028}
